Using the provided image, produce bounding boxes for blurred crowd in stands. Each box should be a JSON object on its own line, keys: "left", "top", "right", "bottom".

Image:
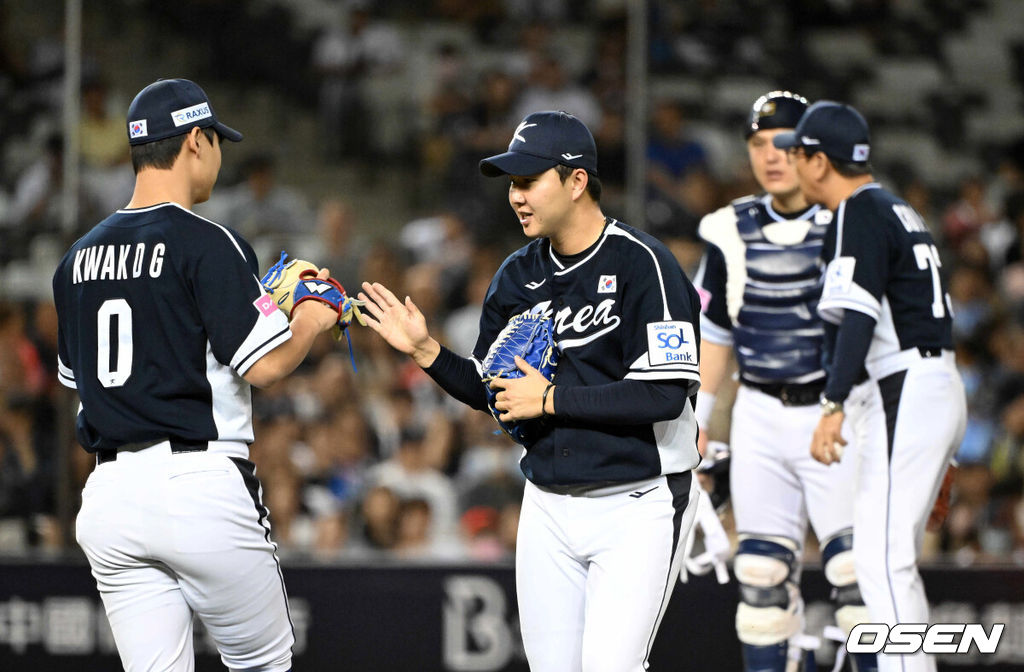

{"left": 0, "top": 0, "right": 1023, "bottom": 565}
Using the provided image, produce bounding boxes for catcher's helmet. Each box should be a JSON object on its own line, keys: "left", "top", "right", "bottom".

{"left": 745, "top": 90, "right": 809, "bottom": 139}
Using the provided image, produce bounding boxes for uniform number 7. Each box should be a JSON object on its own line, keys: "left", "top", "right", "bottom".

{"left": 912, "top": 243, "right": 946, "bottom": 319}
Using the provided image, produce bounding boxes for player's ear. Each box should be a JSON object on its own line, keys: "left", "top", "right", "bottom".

{"left": 185, "top": 127, "right": 203, "bottom": 157}
{"left": 571, "top": 168, "right": 589, "bottom": 201}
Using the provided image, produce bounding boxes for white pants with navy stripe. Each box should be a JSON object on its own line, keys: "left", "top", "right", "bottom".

{"left": 515, "top": 472, "right": 698, "bottom": 672}
{"left": 76, "top": 442, "right": 293, "bottom": 672}
{"left": 847, "top": 354, "right": 966, "bottom": 672}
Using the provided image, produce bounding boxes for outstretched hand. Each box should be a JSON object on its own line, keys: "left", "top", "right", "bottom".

{"left": 358, "top": 282, "right": 440, "bottom": 366}
{"left": 489, "top": 356, "right": 552, "bottom": 422}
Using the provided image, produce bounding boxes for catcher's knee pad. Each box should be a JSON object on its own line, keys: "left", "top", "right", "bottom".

{"left": 734, "top": 535, "right": 803, "bottom": 647}
{"left": 822, "top": 532, "right": 871, "bottom": 636}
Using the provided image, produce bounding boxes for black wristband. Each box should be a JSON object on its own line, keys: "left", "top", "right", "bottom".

{"left": 542, "top": 383, "right": 555, "bottom": 418}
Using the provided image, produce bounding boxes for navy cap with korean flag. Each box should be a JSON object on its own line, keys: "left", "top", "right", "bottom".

{"left": 480, "top": 110, "right": 598, "bottom": 177}
{"left": 126, "top": 78, "right": 243, "bottom": 146}
{"left": 772, "top": 100, "right": 871, "bottom": 164}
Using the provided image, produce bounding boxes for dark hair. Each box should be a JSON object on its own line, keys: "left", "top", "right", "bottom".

{"left": 130, "top": 128, "right": 217, "bottom": 173}
{"left": 829, "top": 158, "right": 873, "bottom": 178}
{"left": 555, "top": 164, "right": 602, "bottom": 202}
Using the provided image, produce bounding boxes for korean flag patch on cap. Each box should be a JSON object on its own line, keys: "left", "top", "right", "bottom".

{"left": 128, "top": 120, "right": 148, "bottom": 139}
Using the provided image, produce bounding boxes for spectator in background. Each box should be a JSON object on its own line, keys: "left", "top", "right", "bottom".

{"left": 0, "top": 302, "right": 56, "bottom": 549}
{"left": 78, "top": 77, "right": 127, "bottom": 169}
{"left": 443, "top": 256, "right": 495, "bottom": 357}
{"left": 305, "top": 198, "right": 368, "bottom": 297}
{"left": 998, "top": 192, "right": 1024, "bottom": 313}
{"left": 580, "top": 20, "right": 629, "bottom": 201}
{"left": 0, "top": 396, "right": 56, "bottom": 549}
{"left": 393, "top": 497, "right": 438, "bottom": 559}
{"left": 418, "top": 42, "right": 475, "bottom": 204}
{"left": 591, "top": 108, "right": 626, "bottom": 202}
{"left": 364, "top": 426, "right": 460, "bottom": 552}
{"left": 311, "top": 3, "right": 404, "bottom": 165}
{"left": 513, "top": 50, "right": 601, "bottom": 129}
{"left": 249, "top": 410, "right": 304, "bottom": 547}
{"left": 1001, "top": 191, "right": 1024, "bottom": 268}
{"left": 949, "top": 263, "right": 998, "bottom": 345}
{"left": 581, "top": 16, "right": 627, "bottom": 115}
{"left": 298, "top": 403, "right": 374, "bottom": 554}
{"left": 442, "top": 68, "right": 523, "bottom": 245}
{"left": 2, "top": 134, "right": 76, "bottom": 261}
{"left": 199, "top": 152, "right": 314, "bottom": 259}
{"left": 351, "top": 484, "right": 400, "bottom": 553}
{"left": 645, "top": 99, "right": 713, "bottom": 238}
{"left": 942, "top": 175, "right": 999, "bottom": 254}
{"left": 78, "top": 77, "right": 134, "bottom": 215}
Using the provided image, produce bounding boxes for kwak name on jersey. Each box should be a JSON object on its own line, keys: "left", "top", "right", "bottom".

{"left": 72, "top": 243, "right": 166, "bottom": 284}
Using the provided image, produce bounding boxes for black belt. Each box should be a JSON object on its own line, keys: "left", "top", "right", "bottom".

{"left": 96, "top": 439, "right": 208, "bottom": 464}
{"left": 741, "top": 379, "right": 826, "bottom": 407}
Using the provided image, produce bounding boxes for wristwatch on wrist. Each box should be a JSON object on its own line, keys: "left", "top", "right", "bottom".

{"left": 820, "top": 398, "right": 844, "bottom": 416}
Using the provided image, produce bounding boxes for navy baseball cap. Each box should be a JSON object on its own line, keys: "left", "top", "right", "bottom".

{"left": 480, "top": 110, "right": 598, "bottom": 177}
{"left": 126, "top": 78, "right": 243, "bottom": 146}
{"left": 773, "top": 100, "right": 871, "bottom": 163}
{"left": 745, "top": 90, "right": 809, "bottom": 138}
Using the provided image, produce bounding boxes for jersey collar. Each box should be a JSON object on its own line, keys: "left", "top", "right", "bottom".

{"left": 549, "top": 217, "right": 615, "bottom": 274}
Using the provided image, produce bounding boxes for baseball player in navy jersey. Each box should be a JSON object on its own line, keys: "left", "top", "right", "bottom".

{"left": 775, "top": 102, "right": 967, "bottom": 672}
{"left": 694, "top": 92, "right": 876, "bottom": 672}
{"left": 52, "top": 79, "right": 341, "bottom": 672}
{"left": 359, "top": 110, "right": 701, "bottom": 672}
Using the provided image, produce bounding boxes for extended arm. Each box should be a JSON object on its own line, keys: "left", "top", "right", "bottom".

{"left": 244, "top": 271, "right": 339, "bottom": 388}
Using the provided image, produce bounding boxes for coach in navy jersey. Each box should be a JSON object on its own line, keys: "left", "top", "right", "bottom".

{"left": 53, "top": 79, "right": 339, "bottom": 672}
{"left": 776, "top": 102, "right": 967, "bottom": 672}
{"left": 695, "top": 92, "right": 876, "bottom": 672}
{"left": 360, "top": 110, "right": 702, "bottom": 672}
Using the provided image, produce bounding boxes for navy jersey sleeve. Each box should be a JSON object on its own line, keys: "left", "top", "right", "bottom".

{"left": 616, "top": 232, "right": 701, "bottom": 392}
{"left": 692, "top": 243, "right": 732, "bottom": 345}
{"left": 471, "top": 253, "right": 519, "bottom": 365}
{"left": 818, "top": 197, "right": 891, "bottom": 324}
{"left": 423, "top": 345, "right": 489, "bottom": 411}
{"left": 189, "top": 223, "right": 291, "bottom": 375}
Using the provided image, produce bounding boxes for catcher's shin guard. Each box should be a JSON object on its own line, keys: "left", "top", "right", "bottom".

{"left": 735, "top": 536, "right": 804, "bottom": 672}
{"left": 822, "top": 533, "right": 877, "bottom": 672}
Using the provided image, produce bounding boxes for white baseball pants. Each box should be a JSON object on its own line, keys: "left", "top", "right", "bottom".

{"left": 515, "top": 472, "right": 698, "bottom": 672}
{"left": 847, "top": 352, "right": 966, "bottom": 672}
{"left": 76, "top": 442, "right": 294, "bottom": 672}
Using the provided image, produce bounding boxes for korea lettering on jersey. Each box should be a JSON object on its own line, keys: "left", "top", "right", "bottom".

{"left": 470, "top": 219, "right": 702, "bottom": 486}
{"left": 52, "top": 203, "right": 291, "bottom": 452}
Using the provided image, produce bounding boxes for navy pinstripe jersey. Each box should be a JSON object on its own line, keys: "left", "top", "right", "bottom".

{"left": 470, "top": 219, "right": 702, "bottom": 486}
{"left": 52, "top": 202, "right": 291, "bottom": 452}
{"left": 818, "top": 183, "right": 954, "bottom": 361}
{"left": 694, "top": 194, "right": 832, "bottom": 384}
